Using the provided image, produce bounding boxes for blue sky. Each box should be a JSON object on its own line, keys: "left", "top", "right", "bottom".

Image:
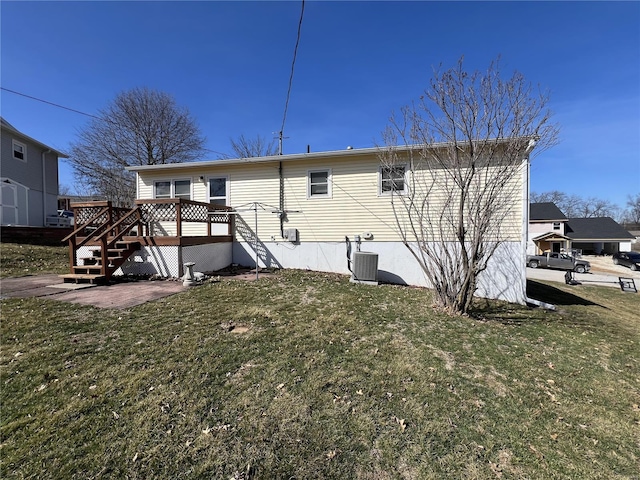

{"left": 1, "top": 1, "right": 639, "bottom": 208}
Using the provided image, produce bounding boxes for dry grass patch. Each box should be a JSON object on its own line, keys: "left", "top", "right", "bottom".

{"left": 1, "top": 266, "right": 639, "bottom": 478}
{"left": 1, "top": 243, "right": 68, "bottom": 278}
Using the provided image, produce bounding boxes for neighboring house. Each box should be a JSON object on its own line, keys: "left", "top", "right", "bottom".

{"left": 528, "top": 202, "right": 634, "bottom": 255}
{"left": 1, "top": 117, "right": 68, "bottom": 227}
{"left": 621, "top": 223, "right": 640, "bottom": 251}
{"left": 126, "top": 144, "right": 531, "bottom": 303}
{"left": 528, "top": 202, "right": 571, "bottom": 254}
{"left": 565, "top": 217, "right": 634, "bottom": 254}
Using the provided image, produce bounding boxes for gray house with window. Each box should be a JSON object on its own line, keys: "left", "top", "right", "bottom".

{"left": 1, "top": 117, "right": 68, "bottom": 227}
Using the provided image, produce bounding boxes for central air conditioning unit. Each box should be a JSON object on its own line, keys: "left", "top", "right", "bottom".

{"left": 351, "top": 251, "right": 379, "bottom": 284}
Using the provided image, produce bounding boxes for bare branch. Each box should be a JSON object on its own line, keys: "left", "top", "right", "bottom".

{"left": 67, "top": 87, "right": 206, "bottom": 206}
{"left": 222, "top": 134, "right": 278, "bottom": 159}
{"left": 379, "top": 56, "right": 559, "bottom": 315}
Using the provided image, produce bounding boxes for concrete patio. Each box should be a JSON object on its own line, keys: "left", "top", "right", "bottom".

{"left": 0, "top": 274, "right": 188, "bottom": 309}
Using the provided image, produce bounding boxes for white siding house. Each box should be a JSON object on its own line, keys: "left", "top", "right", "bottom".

{"left": 128, "top": 145, "right": 530, "bottom": 303}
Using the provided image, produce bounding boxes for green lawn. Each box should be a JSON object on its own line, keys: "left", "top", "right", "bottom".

{"left": 1, "top": 247, "right": 639, "bottom": 479}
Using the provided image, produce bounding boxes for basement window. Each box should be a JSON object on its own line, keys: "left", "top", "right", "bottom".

{"left": 12, "top": 140, "right": 26, "bottom": 162}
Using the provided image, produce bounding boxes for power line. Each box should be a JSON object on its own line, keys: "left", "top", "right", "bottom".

{"left": 1, "top": 87, "right": 101, "bottom": 120}
{"left": 278, "top": 0, "right": 305, "bottom": 155}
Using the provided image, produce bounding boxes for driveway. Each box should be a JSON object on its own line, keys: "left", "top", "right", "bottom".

{"left": 527, "top": 254, "right": 640, "bottom": 290}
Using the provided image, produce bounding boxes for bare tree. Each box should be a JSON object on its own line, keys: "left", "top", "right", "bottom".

{"left": 68, "top": 87, "right": 206, "bottom": 206}
{"left": 378, "top": 57, "right": 558, "bottom": 315}
{"left": 575, "top": 197, "right": 619, "bottom": 218}
{"left": 221, "top": 134, "right": 278, "bottom": 159}
{"left": 531, "top": 191, "right": 620, "bottom": 218}
{"left": 530, "top": 190, "right": 582, "bottom": 216}
{"left": 622, "top": 193, "right": 640, "bottom": 224}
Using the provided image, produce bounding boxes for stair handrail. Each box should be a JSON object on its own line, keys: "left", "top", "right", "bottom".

{"left": 93, "top": 206, "right": 143, "bottom": 247}
{"left": 91, "top": 206, "right": 142, "bottom": 277}
{"left": 62, "top": 205, "right": 113, "bottom": 274}
{"left": 61, "top": 206, "right": 111, "bottom": 244}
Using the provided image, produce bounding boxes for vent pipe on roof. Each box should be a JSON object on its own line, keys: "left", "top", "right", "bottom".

{"left": 347, "top": 146, "right": 353, "bottom": 150}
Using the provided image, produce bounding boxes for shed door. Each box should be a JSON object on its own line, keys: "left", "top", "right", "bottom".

{"left": 1, "top": 181, "right": 18, "bottom": 225}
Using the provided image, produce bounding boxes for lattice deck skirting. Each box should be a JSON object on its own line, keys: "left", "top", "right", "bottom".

{"left": 109, "top": 242, "right": 233, "bottom": 278}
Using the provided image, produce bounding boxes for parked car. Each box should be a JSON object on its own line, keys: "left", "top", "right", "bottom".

{"left": 612, "top": 251, "right": 640, "bottom": 271}
{"left": 58, "top": 209, "right": 74, "bottom": 226}
{"left": 527, "top": 252, "right": 591, "bottom": 273}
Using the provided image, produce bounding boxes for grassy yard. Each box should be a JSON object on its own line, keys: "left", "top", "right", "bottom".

{"left": 1, "top": 250, "right": 639, "bottom": 478}
{"left": 0, "top": 243, "right": 68, "bottom": 278}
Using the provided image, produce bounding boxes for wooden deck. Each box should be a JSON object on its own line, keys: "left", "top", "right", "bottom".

{"left": 63, "top": 200, "right": 233, "bottom": 282}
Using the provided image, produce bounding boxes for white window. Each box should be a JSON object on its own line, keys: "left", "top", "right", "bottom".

{"left": 380, "top": 164, "right": 407, "bottom": 194}
{"left": 12, "top": 140, "right": 26, "bottom": 162}
{"left": 208, "top": 176, "right": 228, "bottom": 206}
{"left": 308, "top": 169, "right": 331, "bottom": 198}
{"left": 155, "top": 181, "right": 171, "bottom": 199}
{"left": 553, "top": 222, "right": 561, "bottom": 230}
{"left": 174, "top": 180, "right": 191, "bottom": 200}
{"left": 154, "top": 179, "right": 191, "bottom": 200}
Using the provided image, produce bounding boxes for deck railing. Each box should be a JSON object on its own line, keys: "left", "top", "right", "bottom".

{"left": 69, "top": 199, "right": 233, "bottom": 239}
{"left": 134, "top": 198, "right": 233, "bottom": 237}
{"left": 63, "top": 200, "right": 233, "bottom": 279}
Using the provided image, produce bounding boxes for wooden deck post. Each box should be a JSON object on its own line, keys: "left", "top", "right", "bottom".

{"left": 175, "top": 200, "right": 182, "bottom": 238}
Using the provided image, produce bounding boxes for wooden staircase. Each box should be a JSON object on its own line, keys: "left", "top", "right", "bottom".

{"left": 61, "top": 202, "right": 144, "bottom": 284}
{"left": 60, "top": 240, "right": 141, "bottom": 284}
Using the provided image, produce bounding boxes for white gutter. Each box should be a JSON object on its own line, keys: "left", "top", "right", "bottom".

{"left": 126, "top": 137, "right": 537, "bottom": 173}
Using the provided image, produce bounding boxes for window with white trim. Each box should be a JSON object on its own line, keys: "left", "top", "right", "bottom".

{"left": 308, "top": 169, "right": 331, "bottom": 198}
{"left": 553, "top": 222, "right": 561, "bottom": 230}
{"left": 380, "top": 164, "right": 407, "bottom": 194}
{"left": 155, "top": 181, "right": 171, "bottom": 199}
{"left": 12, "top": 140, "right": 26, "bottom": 162}
{"left": 154, "top": 179, "right": 191, "bottom": 200}
{"left": 174, "top": 180, "right": 191, "bottom": 199}
{"left": 208, "top": 176, "right": 228, "bottom": 206}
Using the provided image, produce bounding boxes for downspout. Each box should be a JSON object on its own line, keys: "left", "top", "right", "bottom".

{"left": 522, "top": 155, "right": 531, "bottom": 304}
{"left": 521, "top": 139, "right": 554, "bottom": 309}
{"left": 42, "top": 149, "right": 51, "bottom": 226}
{"left": 279, "top": 160, "right": 284, "bottom": 237}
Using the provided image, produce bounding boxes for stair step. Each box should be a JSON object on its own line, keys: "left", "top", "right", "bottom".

{"left": 80, "top": 258, "right": 124, "bottom": 267}
{"left": 66, "top": 213, "right": 141, "bottom": 282}
{"left": 73, "top": 266, "right": 105, "bottom": 275}
{"left": 116, "top": 241, "right": 140, "bottom": 249}
{"left": 59, "top": 274, "right": 107, "bottom": 285}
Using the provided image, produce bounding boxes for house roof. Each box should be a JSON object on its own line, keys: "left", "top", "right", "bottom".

{"left": 532, "top": 231, "right": 572, "bottom": 242}
{"left": 1, "top": 117, "right": 68, "bottom": 158}
{"left": 126, "top": 136, "right": 537, "bottom": 173}
{"left": 565, "top": 217, "right": 635, "bottom": 241}
{"left": 530, "top": 202, "right": 567, "bottom": 221}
